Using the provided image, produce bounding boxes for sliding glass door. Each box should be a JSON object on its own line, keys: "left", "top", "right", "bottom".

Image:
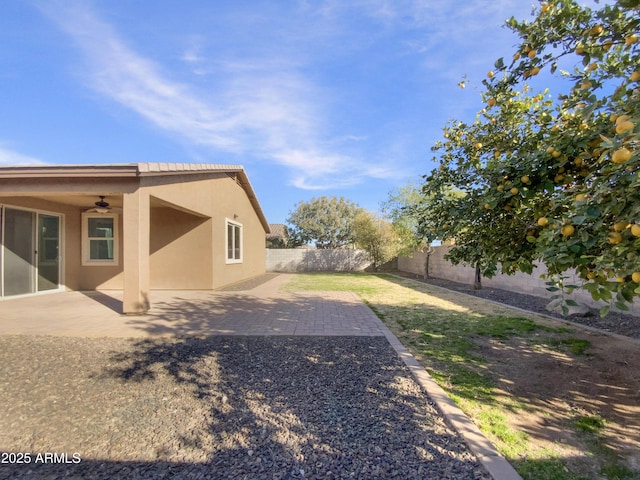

{"left": 3, "top": 208, "right": 35, "bottom": 296}
{"left": 1, "top": 207, "right": 61, "bottom": 297}
{"left": 37, "top": 214, "right": 60, "bottom": 292}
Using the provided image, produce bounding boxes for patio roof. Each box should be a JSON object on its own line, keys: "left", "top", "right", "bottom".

{"left": 0, "top": 163, "right": 270, "bottom": 233}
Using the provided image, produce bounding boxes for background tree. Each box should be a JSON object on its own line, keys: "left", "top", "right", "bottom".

{"left": 286, "top": 196, "right": 363, "bottom": 248}
{"left": 351, "top": 211, "right": 400, "bottom": 271}
{"left": 418, "top": 0, "right": 639, "bottom": 313}
{"left": 381, "top": 181, "right": 430, "bottom": 256}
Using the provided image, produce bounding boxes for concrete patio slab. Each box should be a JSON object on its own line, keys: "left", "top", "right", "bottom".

{"left": 0, "top": 274, "right": 387, "bottom": 338}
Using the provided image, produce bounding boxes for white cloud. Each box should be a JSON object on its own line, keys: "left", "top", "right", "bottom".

{"left": 34, "top": 0, "right": 531, "bottom": 190}
{"left": 0, "top": 144, "right": 46, "bottom": 166}
{"left": 37, "top": 0, "right": 397, "bottom": 190}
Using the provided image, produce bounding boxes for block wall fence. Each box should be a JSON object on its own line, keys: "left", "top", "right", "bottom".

{"left": 265, "top": 248, "right": 372, "bottom": 272}
{"left": 398, "top": 246, "right": 639, "bottom": 317}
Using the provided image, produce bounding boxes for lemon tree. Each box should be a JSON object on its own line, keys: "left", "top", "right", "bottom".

{"left": 419, "top": 0, "right": 639, "bottom": 313}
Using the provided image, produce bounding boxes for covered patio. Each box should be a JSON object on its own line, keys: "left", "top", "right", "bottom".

{"left": 0, "top": 163, "right": 270, "bottom": 314}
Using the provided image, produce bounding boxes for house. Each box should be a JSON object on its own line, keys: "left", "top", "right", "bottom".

{"left": 266, "top": 223, "right": 290, "bottom": 248}
{"left": 0, "top": 163, "right": 270, "bottom": 314}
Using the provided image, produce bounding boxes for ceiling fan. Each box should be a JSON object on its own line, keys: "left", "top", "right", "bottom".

{"left": 85, "top": 195, "right": 113, "bottom": 214}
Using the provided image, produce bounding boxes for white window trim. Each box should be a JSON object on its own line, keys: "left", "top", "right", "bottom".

{"left": 81, "top": 213, "right": 119, "bottom": 266}
{"left": 225, "top": 218, "right": 243, "bottom": 264}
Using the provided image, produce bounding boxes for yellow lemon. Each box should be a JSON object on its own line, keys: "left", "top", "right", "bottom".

{"left": 537, "top": 217, "right": 549, "bottom": 227}
{"left": 561, "top": 224, "right": 575, "bottom": 237}
{"left": 632, "top": 272, "right": 640, "bottom": 283}
{"left": 608, "top": 232, "right": 622, "bottom": 244}
{"left": 631, "top": 224, "right": 640, "bottom": 237}
{"left": 615, "top": 121, "right": 634, "bottom": 134}
{"left": 590, "top": 25, "right": 603, "bottom": 35}
{"left": 611, "top": 147, "right": 632, "bottom": 164}
{"left": 615, "top": 114, "right": 630, "bottom": 124}
{"left": 613, "top": 221, "right": 628, "bottom": 232}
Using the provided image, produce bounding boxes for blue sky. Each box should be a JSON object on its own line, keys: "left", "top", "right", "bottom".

{"left": 1, "top": 0, "right": 541, "bottom": 224}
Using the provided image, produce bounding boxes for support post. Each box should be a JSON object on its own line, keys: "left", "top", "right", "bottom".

{"left": 122, "top": 188, "right": 150, "bottom": 314}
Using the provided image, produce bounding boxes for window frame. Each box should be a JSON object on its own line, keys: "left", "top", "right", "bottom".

{"left": 225, "top": 218, "right": 243, "bottom": 264}
{"left": 81, "top": 213, "right": 119, "bottom": 266}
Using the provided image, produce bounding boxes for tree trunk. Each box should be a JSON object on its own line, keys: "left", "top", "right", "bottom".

{"left": 474, "top": 265, "right": 482, "bottom": 290}
{"left": 424, "top": 253, "right": 431, "bottom": 280}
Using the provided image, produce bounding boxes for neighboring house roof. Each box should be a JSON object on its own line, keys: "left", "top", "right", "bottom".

{"left": 0, "top": 163, "right": 270, "bottom": 233}
{"left": 266, "top": 223, "right": 289, "bottom": 240}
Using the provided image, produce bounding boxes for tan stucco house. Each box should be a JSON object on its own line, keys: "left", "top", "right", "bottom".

{"left": 0, "top": 163, "right": 269, "bottom": 314}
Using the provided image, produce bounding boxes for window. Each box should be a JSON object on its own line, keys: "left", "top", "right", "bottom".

{"left": 82, "top": 213, "right": 118, "bottom": 265}
{"left": 226, "top": 219, "right": 242, "bottom": 263}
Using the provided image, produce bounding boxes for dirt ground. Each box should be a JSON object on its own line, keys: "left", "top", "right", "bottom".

{"left": 479, "top": 328, "right": 640, "bottom": 476}
{"left": 388, "top": 274, "right": 640, "bottom": 477}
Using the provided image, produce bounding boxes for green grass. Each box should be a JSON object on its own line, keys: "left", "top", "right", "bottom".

{"left": 283, "top": 271, "right": 390, "bottom": 296}
{"left": 557, "top": 338, "right": 592, "bottom": 356}
{"left": 285, "top": 272, "right": 639, "bottom": 480}
{"left": 476, "top": 408, "right": 529, "bottom": 457}
{"left": 516, "top": 457, "right": 589, "bottom": 480}
{"left": 600, "top": 462, "right": 636, "bottom": 480}
{"left": 574, "top": 416, "right": 605, "bottom": 434}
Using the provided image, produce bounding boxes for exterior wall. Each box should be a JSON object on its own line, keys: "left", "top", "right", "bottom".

{"left": 210, "top": 176, "right": 267, "bottom": 288}
{"left": 150, "top": 207, "right": 213, "bottom": 289}
{"left": 266, "top": 248, "right": 372, "bottom": 272}
{"left": 1, "top": 172, "right": 267, "bottom": 295}
{"left": 0, "top": 197, "right": 78, "bottom": 291}
{"left": 142, "top": 174, "right": 266, "bottom": 289}
{"left": 399, "top": 247, "right": 639, "bottom": 316}
{"left": 77, "top": 213, "right": 124, "bottom": 290}
{"left": 0, "top": 196, "right": 126, "bottom": 291}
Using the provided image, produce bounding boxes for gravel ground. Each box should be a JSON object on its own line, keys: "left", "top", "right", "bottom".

{"left": 0, "top": 335, "right": 491, "bottom": 480}
{"left": 393, "top": 272, "right": 640, "bottom": 340}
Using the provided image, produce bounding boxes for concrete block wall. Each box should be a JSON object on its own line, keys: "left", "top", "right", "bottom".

{"left": 266, "top": 248, "right": 372, "bottom": 272}
{"left": 399, "top": 247, "right": 639, "bottom": 316}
